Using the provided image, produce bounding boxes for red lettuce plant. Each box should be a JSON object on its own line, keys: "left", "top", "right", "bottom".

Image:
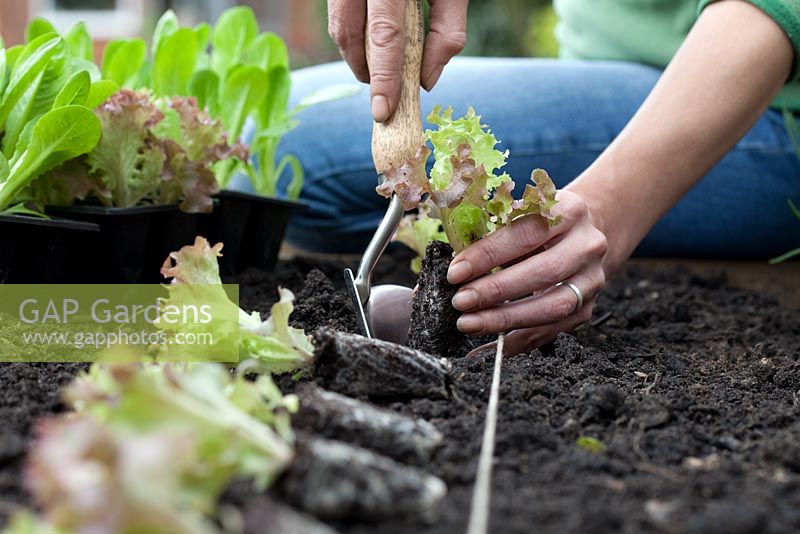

{"left": 18, "top": 362, "right": 297, "bottom": 534}
{"left": 32, "top": 90, "right": 247, "bottom": 213}
{"left": 378, "top": 106, "right": 560, "bottom": 269}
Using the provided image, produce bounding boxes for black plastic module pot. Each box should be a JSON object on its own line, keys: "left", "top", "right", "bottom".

{"left": 0, "top": 215, "right": 100, "bottom": 283}
{"left": 205, "top": 190, "right": 307, "bottom": 275}
{"left": 46, "top": 204, "right": 212, "bottom": 283}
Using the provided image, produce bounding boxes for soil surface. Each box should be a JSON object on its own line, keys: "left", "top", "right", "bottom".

{"left": 1, "top": 248, "right": 799, "bottom": 534}
{"left": 0, "top": 363, "right": 86, "bottom": 523}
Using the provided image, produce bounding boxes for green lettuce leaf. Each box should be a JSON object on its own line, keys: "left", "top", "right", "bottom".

{"left": 395, "top": 208, "right": 447, "bottom": 273}
{"left": 220, "top": 64, "right": 268, "bottom": 145}
{"left": 52, "top": 69, "right": 91, "bottom": 108}
{"left": 63, "top": 22, "right": 94, "bottom": 62}
{"left": 0, "top": 105, "right": 100, "bottom": 211}
{"left": 0, "top": 35, "right": 66, "bottom": 156}
{"left": 1, "top": 201, "right": 47, "bottom": 218}
{"left": 426, "top": 106, "right": 508, "bottom": 191}
{"left": 193, "top": 22, "right": 212, "bottom": 55}
{"left": 24, "top": 19, "right": 57, "bottom": 44}
{"left": 153, "top": 29, "right": 198, "bottom": 96}
{"left": 211, "top": 6, "right": 259, "bottom": 80}
{"left": 0, "top": 49, "right": 9, "bottom": 98}
{"left": 227, "top": 371, "right": 299, "bottom": 443}
{"left": 151, "top": 10, "right": 180, "bottom": 59}
{"left": 238, "top": 287, "right": 315, "bottom": 373}
{"left": 101, "top": 38, "right": 147, "bottom": 88}
{"left": 161, "top": 237, "right": 314, "bottom": 372}
{"left": 188, "top": 69, "right": 220, "bottom": 115}
{"left": 85, "top": 79, "right": 119, "bottom": 109}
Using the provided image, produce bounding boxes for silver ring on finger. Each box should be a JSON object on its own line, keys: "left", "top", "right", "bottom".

{"left": 556, "top": 281, "right": 584, "bottom": 314}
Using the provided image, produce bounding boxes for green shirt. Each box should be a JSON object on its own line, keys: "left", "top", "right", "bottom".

{"left": 554, "top": 0, "right": 800, "bottom": 110}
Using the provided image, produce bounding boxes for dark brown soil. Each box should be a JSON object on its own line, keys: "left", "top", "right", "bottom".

{"left": 349, "top": 266, "right": 800, "bottom": 534}
{"left": 0, "top": 363, "right": 86, "bottom": 523}
{"left": 290, "top": 269, "right": 358, "bottom": 333}
{"left": 2, "top": 250, "right": 799, "bottom": 534}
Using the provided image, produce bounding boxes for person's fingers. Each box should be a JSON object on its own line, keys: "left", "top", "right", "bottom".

{"left": 447, "top": 191, "right": 589, "bottom": 285}
{"left": 328, "top": 0, "right": 369, "bottom": 83}
{"left": 452, "top": 222, "right": 607, "bottom": 311}
{"left": 455, "top": 266, "right": 605, "bottom": 335}
{"left": 366, "top": 0, "right": 406, "bottom": 122}
{"left": 501, "top": 305, "right": 594, "bottom": 356}
{"left": 466, "top": 298, "right": 597, "bottom": 358}
{"left": 447, "top": 214, "right": 568, "bottom": 285}
{"left": 421, "top": 0, "right": 468, "bottom": 91}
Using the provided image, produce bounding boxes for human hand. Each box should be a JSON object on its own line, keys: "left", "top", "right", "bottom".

{"left": 327, "top": 0, "right": 468, "bottom": 122}
{"left": 446, "top": 190, "right": 609, "bottom": 356}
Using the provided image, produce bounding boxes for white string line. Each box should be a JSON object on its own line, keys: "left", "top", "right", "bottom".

{"left": 465, "top": 334, "right": 504, "bottom": 534}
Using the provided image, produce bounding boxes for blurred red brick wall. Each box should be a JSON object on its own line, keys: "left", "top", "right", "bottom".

{"left": 1, "top": 0, "right": 337, "bottom": 66}
{"left": 0, "top": 2, "right": 28, "bottom": 47}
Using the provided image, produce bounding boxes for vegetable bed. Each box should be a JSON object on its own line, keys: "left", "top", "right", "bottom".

{"left": 1, "top": 248, "right": 798, "bottom": 534}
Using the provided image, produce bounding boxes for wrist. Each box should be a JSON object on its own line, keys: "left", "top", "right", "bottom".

{"left": 566, "top": 166, "right": 638, "bottom": 277}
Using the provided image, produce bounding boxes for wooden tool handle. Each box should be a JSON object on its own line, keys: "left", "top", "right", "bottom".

{"left": 366, "top": 0, "right": 425, "bottom": 174}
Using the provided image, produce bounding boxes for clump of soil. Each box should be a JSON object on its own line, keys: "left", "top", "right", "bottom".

{"left": 220, "top": 482, "right": 337, "bottom": 534}
{"left": 289, "top": 269, "right": 357, "bottom": 333}
{"left": 292, "top": 385, "right": 443, "bottom": 464}
{"left": 408, "top": 241, "right": 471, "bottom": 358}
{"left": 279, "top": 435, "right": 446, "bottom": 522}
{"left": 313, "top": 328, "right": 451, "bottom": 400}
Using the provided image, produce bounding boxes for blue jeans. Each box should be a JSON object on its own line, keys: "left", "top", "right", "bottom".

{"left": 231, "top": 58, "right": 800, "bottom": 258}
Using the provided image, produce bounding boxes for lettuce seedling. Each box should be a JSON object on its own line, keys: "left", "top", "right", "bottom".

{"left": 0, "top": 28, "right": 105, "bottom": 212}
{"left": 377, "top": 106, "right": 560, "bottom": 268}
{"left": 0, "top": 105, "right": 100, "bottom": 212}
{"left": 22, "top": 362, "right": 296, "bottom": 534}
{"left": 395, "top": 206, "right": 448, "bottom": 273}
{"left": 26, "top": 415, "right": 221, "bottom": 534}
{"left": 160, "top": 236, "right": 314, "bottom": 371}
{"left": 130, "top": 7, "right": 358, "bottom": 200}
{"left": 244, "top": 74, "right": 359, "bottom": 200}
{"left": 33, "top": 90, "right": 247, "bottom": 213}
{"left": 202, "top": 7, "right": 359, "bottom": 198}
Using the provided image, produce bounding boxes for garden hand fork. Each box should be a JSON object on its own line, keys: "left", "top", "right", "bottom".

{"left": 343, "top": 0, "right": 425, "bottom": 344}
